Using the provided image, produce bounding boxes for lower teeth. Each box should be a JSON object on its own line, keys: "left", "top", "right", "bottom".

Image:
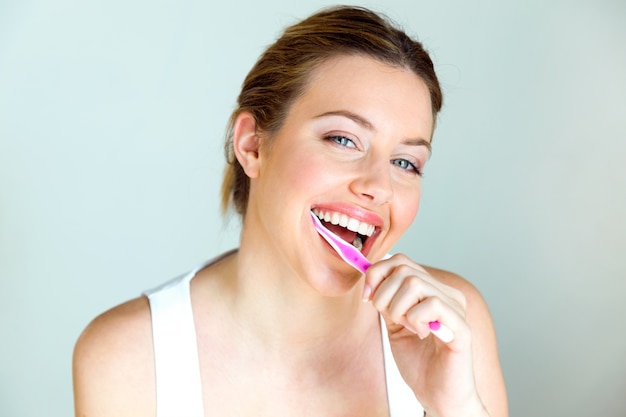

{"left": 352, "top": 235, "right": 363, "bottom": 251}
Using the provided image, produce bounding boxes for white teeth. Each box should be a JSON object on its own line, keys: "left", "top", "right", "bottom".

{"left": 312, "top": 209, "right": 376, "bottom": 237}
{"left": 338, "top": 214, "right": 349, "bottom": 228}
{"left": 357, "top": 222, "right": 369, "bottom": 235}
{"left": 352, "top": 235, "right": 363, "bottom": 251}
{"left": 347, "top": 218, "right": 360, "bottom": 232}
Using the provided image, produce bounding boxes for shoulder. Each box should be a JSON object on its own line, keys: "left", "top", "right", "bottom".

{"left": 420, "top": 265, "right": 497, "bottom": 349}
{"left": 422, "top": 265, "right": 489, "bottom": 319}
{"left": 73, "top": 296, "right": 155, "bottom": 416}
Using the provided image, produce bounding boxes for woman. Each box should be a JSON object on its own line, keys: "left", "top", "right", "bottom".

{"left": 73, "top": 6, "right": 508, "bottom": 417}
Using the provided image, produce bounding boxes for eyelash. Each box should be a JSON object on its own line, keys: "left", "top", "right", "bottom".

{"left": 325, "top": 134, "right": 424, "bottom": 177}
{"left": 327, "top": 135, "right": 357, "bottom": 148}
{"left": 391, "top": 159, "right": 423, "bottom": 176}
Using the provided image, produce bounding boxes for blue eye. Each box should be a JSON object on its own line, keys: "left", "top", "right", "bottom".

{"left": 391, "top": 159, "right": 422, "bottom": 176}
{"left": 327, "top": 135, "right": 357, "bottom": 148}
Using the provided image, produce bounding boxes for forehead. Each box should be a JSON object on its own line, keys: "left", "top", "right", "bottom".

{"left": 290, "top": 54, "right": 434, "bottom": 140}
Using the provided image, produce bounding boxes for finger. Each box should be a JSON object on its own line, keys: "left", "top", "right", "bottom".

{"left": 363, "top": 254, "right": 433, "bottom": 302}
{"left": 371, "top": 263, "right": 439, "bottom": 317}
{"left": 384, "top": 275, "right": 455, "bottom": 339}
{"left": 362, "top": 254, "right": 409, "bottom": 300}
{"left": 386, "top": 274, "right": 433, "bottom": 325}
{"left": 406, "top": 296, "right": 462, "bottom": 342}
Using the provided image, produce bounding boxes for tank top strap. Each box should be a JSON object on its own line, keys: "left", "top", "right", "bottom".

{"left": 145, "top": 269, "right": 204, "bottom": 417}
{"left": 380, "top": 314, "right": 425, "bottom": 416}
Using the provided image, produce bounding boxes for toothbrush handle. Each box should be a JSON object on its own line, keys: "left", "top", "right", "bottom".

{"left": 429, "top": 321, "right": 454, "bottom": 343}
{"left": 350, "top": 255, "right": 371, "bottom": 274}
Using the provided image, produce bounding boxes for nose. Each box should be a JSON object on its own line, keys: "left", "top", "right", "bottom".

{"left": 349, "top": 159, "right": 393, "bottom": 205}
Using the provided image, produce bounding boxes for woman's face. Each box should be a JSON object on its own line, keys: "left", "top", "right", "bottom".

{"left": 245, "top": 54, "right": 434, "bottom": 296}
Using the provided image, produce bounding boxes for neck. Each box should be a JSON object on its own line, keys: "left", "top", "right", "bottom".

{"left": 218, "top": 234, "right": 376, "bottom": 355}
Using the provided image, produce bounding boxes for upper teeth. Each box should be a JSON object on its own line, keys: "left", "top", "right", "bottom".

{"left": 312, "top": 209, "right": 376, "bottom": 237}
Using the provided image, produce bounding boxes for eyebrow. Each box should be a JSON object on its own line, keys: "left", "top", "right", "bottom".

{"left": 315, "top": 110, "right": 374, "bottom": 130}
{"left": 315, "top": 110, "right": 432, "bottom": 155}
{"left": 402, "top": 138, "right": 432, "bottom": 155}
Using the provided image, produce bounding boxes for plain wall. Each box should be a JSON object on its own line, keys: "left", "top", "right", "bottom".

{"left": 1, "top": 0, "right": 625, "bottom": 416}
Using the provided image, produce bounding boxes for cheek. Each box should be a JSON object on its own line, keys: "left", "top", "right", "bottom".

{"left": 265, "top": 147, "right": 328, "bottom": 198}
{"left": 393, "top": 185, "right": 422, "bottom": 230}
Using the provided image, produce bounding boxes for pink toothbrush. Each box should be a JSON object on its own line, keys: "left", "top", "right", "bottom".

{"left": 311, "top": 212, "right": 454, "bottom": 343}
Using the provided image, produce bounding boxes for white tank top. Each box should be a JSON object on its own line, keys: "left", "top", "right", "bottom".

{"left": 145, "top": 255, "right": 424, "bottom": 417}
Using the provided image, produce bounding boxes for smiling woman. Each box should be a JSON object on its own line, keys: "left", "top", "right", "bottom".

{"left": 72, "top": 6, "right": 508, "bottom": 417}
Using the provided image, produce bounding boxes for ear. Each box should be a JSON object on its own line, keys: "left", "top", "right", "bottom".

{"left": 232, "top": 112, "right": 262, "bottom": 179}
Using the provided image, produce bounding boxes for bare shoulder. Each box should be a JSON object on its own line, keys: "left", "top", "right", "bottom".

{"left": 73, "top": 296, "right": 155, "bottom": 417}
{"left": 422, "top": 265, "right": 488, "bottom": 315}
{"left": 420, "top": 265, "right": 496, "bottom": 343}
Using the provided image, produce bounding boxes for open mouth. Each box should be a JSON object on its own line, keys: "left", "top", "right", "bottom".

{"left": 311, "top": 208, "right": 377, "bottom": 253}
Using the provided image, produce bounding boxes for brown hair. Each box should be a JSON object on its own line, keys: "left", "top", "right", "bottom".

{"left": 221, "top": 5, "right": 443, "bottom": 216}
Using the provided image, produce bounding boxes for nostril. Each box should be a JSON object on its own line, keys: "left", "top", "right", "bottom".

{"left": 349, "top": 168, "right": 393, "bottom": 205}
{"left": 358, "top": 187, "right": 393, "bottom": 205}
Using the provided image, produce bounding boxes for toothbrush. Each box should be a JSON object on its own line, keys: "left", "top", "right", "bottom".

{"left": 311, "top": 212, "right": 454, "bottom": 343}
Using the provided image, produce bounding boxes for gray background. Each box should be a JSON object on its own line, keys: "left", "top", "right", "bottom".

{"left": 1, "top": 0, "right": 625, "bottom": 416}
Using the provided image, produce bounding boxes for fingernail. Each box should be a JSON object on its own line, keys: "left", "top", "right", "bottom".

{"left": 361, "top": 284, "right": 372, "bottom": 302}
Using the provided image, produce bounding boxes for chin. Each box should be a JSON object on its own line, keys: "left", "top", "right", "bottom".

{"left": 308, "top": 268, "right": 363, "bottom": 298}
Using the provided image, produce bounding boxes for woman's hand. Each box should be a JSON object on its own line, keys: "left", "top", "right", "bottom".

{"left": 363, "top": 254, "right": 502, "bottom": 417}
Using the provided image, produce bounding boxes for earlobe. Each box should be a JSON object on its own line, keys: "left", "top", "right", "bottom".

{"left": 232, "top": 112, "right": 262, "bottom": 178}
